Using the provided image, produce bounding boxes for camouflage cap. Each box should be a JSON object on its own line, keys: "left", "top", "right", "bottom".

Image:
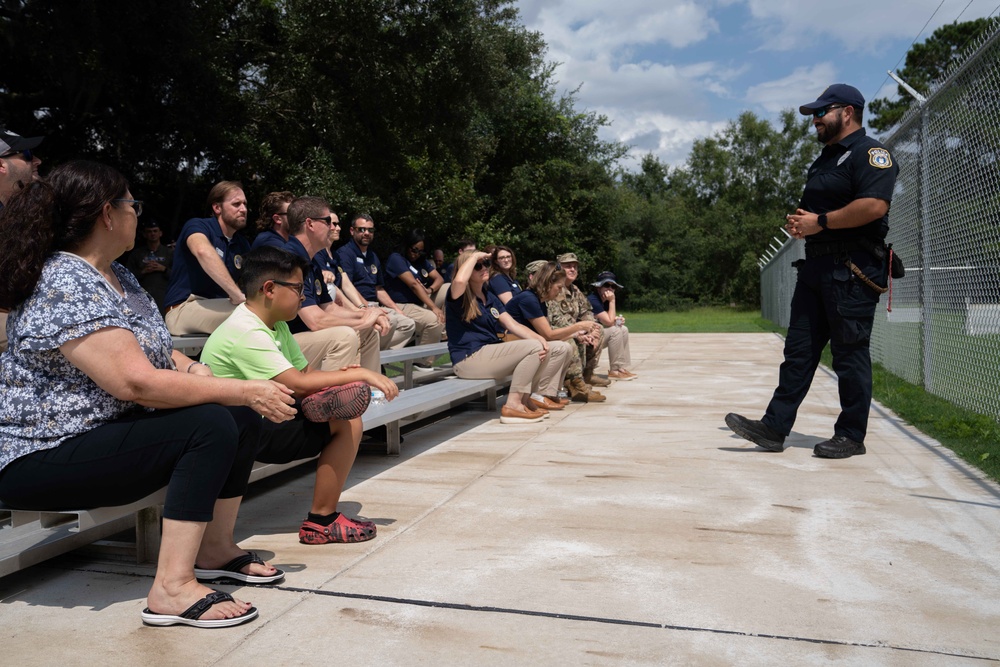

{"left": 556, "top": 252, "right": 579, "bottom": 264}
{"left": 525, "top": 259, "right": 547, "bottom": 274}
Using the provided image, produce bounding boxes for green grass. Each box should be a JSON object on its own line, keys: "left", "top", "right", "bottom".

{"left": 624, "top": 307, "right": 776, "bottom": 333}
{"left": 625, "top": 307, "right": 1000, "bottom": 484}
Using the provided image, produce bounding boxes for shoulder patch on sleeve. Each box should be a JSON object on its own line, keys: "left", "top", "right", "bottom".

{"left": 868, "top": 147, "right": 892, "bottom": 169}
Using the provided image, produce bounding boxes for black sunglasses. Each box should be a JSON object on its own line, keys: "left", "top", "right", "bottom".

{"left": 813, "top": 104, "right": 846, "bottom": 118}
{"left": 474, "top": 259, "right": 492, "bottom": 271}
{"left": 309, "top": 215, "right": 339, "bottom": 226}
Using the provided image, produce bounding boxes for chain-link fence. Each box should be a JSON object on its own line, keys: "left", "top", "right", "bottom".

{"left": 759, "top": 22, "right": 1000, "bottom": 421}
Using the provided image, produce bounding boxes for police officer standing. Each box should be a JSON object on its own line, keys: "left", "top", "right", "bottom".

{"left": 726, "top": 84, "right": 899, "bottom": 459}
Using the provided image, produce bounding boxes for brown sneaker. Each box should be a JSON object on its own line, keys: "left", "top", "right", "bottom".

{"left": 608, "top": 370, "right": 636, "bottom": 381}
{"left": 500, "top": 404, "right": 547, "bottom": 424}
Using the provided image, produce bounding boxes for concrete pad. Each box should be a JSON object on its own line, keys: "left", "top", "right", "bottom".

{"left": 1, "top": 334, "right": 999, "bottom": 665}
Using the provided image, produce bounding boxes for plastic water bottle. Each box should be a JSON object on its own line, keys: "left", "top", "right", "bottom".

{"left": 615, "top": 315, "right": 624, "bottom": 327}
{"left": 369, "top": 388, "right": 387, "bottom": 407}
{"left": 557, "top": 387, "right": 569, "bottom": 401}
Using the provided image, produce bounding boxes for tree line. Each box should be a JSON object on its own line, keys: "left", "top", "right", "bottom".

{"left": 3, "top": 2, "right": 987, "bottom": 308}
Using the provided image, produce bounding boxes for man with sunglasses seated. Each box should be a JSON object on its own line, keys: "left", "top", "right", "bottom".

{"left": 336, "top": 214, "right": 416, "bottom": 351}
{"left": 283, "top": 197, "right": 388, "bottom": 374}
{"left": 0, "top": 127, "right": 44, "bottom": 354}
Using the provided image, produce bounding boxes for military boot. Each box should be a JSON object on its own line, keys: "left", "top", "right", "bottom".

{"left": 565, "top": 378, "right": 589, "bottom": 403}
{"left": 584, "top": 370, "right": 611, "bottom": 388}
{"left": 571, "top": 376, "right": 605, "bottom": 403}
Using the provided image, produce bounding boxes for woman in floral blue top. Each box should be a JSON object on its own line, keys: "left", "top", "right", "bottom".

{"left": 0, "top": 161, "right": 296, "bottom": 629}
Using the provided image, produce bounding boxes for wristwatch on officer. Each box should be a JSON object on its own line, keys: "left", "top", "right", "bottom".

{"left": 817, "top": 213, "right": 829, "bottom": 230}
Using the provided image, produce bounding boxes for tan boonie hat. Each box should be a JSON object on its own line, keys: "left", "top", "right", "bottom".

{"left": 556, "top": 252, "right": 578, "bottom": 264}
{"left": 525, "top": 259, "right": 547, "bottom": 274}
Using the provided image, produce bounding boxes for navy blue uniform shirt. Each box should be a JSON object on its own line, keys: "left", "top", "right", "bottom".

{"left": 336, "top": 239, "right": 383, "bottom": 302}
{"left": 505, "top": 289, "right": 547, "bottom": 331}
{"left": 802, "top": 128, "right": 899, "bottom": 244}
{"left": 488, "top": 273, "right": 522, "bottom": 299}
{"left": 163, "top": 217, "right": 250, "bottom": 307}
{"left": 251, "top": 229, "right": 288, "bottom": 251}
{"left": 385, "top": 252, "right": 436, "bottom": 305}
{"left": 445, "top": 289, "right": 507, "bottom": 365}
{"left": 587, "top": 293, "right": 608, "bottom": 316}
{"left": 285, "top": 236, "right": 332, "bottom": 334}
{"left": 313, "top": 248, "right": 342, "bottom": 290}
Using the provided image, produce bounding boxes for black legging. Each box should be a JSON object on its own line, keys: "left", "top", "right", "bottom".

{"left": 0, "top": 404, "right": 260, "bottom": 522}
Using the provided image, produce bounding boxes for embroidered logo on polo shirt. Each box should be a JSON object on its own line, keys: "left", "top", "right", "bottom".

{"left": 356, "top": 256, "right": 364, "bottom": 263}
{"left": 489, "top": 307, "right": 500, "bottom": 318}
{"left": 314, "top": 278, "right": 322, "bottom": 293}
{"left": 420, "top": 269, "right": 428, "bottom": 278}
{"left": 370, "top": 265, "right": 378, "bottom": 275}
{"left": 837, "top": 151, "right": 851, "bottom": 166}
{"left": 233, "top": 255, "right": 243, "bottom": 269}
{"left": 868, "top": 148, "right": 892, "bottom": 169}
{"left": 216, "top": 248, "right": 225, "bottom": 259}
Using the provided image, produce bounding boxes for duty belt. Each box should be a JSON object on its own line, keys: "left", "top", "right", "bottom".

{"left": 805, "top": 237, "right": 887, "bottom": 260}
{"left": 804, "top": 239, "right": 889, "bottom": 294}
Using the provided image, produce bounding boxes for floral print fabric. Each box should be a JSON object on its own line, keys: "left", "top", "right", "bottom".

{"left": 0, "top": 252, "right": 172, "bottom": 471}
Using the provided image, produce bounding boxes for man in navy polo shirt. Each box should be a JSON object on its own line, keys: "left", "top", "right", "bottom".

{"left": 285, "top": 197, "right": 387, "bottom": 373}
{"left": 336, "top": 214, "right": 415, "bottom": 350}
{"left": 163, "top": 181, "right": 252, "bottom": 335}
{"left": 726, "top": 83, "right": 899, "bottom": 460}
{"left": 0, "top": 127, "right": 44, "bottom": 354}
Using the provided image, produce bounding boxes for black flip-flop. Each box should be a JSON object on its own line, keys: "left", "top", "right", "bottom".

{"left": 194, "top": 551, "right": 285, "bottom": 584}
{"left": 141, "top": 590, "right": 258, "bottom": 628}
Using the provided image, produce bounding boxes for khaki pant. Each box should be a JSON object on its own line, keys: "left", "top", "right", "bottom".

{"left": 433, "top": 284, "right": 449, "bottom": 311}
{"left": 165, "top": 295, "right": 236, "bottom": 336}
{"left": 454, "top": 339, "right": 570, "bottom": 396}
{"left": 357, "top": 326, "right": 381, "bottom": 373}
{"left": 599, "top": 324, "right": 632, "bottom": 371}
{"left": 293, "top": 326, "right": 361, "bottom": 371}
{"left": 0, "top": 312, "right": 7, "bottom": 354}
{"left": 378, "top": 308, "right": 416, "bottom": 350}
{"left": 399, "top": 302, "right": 444, "bottom": 363}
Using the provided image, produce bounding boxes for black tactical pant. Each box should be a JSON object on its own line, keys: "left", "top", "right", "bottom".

{"left": 762, "top": 250, "right": 884, "bottom": 443}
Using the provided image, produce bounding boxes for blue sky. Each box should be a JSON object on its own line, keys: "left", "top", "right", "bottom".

{"left": 513, "top": 0, "right": 1000, "bottom": 169}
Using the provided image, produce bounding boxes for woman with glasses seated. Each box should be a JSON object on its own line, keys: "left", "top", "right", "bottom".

{"left": 383, "top": 230, "right": 445, "bottom": 367}
{"left": 0, "top": 161, "right": 297, "bottom": 629}
{"left": 446, "top": 251, "right": 570, "bottom": 423}
{"left": 488, "top": 245, "right": 522, "bottom": 305}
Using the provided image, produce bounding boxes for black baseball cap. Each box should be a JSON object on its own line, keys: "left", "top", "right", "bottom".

{"left": 0, "top": 127, "right": 44, "bottom": 155}
{"left": 798, "top": 84, "right": 865, "bottom": 115}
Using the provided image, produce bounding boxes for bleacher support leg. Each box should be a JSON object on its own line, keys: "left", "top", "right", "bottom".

{"left": 485, "top": 387, "right": 498, "bottom": 411}
{"left": 135, "top": 505, "right": 163, "bottom": 564}
{"left": 386, "top": 422, "right": 401, "bottom": 456}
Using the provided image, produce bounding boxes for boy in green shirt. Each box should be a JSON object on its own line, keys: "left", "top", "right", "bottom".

{"left": 202, "top": 246, "right": 398, "bottom": 544}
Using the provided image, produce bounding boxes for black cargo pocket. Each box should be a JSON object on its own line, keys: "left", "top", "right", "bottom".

{"left": 830, "top": 264, "right": 877, "bottom": 345}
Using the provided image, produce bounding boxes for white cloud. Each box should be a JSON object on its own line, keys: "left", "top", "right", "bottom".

{"left": 742, "top": 0, "right": 999, "bottom": 53}
{"left": 597, "top": 110, "right": 730, "bottom": 169}
{"left": 745, "top": 63, "right": 839, "bottom": 113}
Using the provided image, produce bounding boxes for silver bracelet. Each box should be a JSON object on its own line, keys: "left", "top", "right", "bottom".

{"left": 186, "top": 361, "right": 208, "bottom": 373}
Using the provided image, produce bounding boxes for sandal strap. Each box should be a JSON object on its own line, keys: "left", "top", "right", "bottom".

{"left": 216, "top": 551, "right": 263, "bottom": 574}
{"left": 181, "top": 590, "right": 234, "bottom": 620}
